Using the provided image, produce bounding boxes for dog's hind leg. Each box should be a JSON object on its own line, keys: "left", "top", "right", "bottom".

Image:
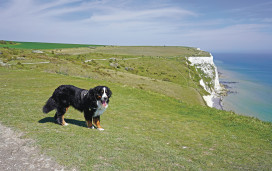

{"left": 54, "top": 113, "right": 58, "bottom": 121}
{"left": 61, "top": 115, "right": 68, "bottom": 126}
{"left": 55, "top": 108, "right": 68, "bottom": 126}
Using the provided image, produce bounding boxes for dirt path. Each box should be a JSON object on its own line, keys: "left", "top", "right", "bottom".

{"left": 0, "top": 123, "right": 74, "bottom": 171}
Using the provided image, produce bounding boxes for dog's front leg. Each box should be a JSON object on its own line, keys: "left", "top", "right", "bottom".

{"left": 93, "top": 116, "right": 104, "bottom": 131}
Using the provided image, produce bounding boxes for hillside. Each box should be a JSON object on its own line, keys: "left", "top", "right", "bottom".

{"left": 0, "top": 45, "right": 211, "bottom": 105}
{"left": 0, "top": 43, "right": 271, "bottom": 170}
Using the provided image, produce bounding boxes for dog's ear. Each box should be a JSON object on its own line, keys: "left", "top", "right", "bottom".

{"left": 88, "top": 86, "right": 101, "bottom": 100}
{"left": 106, "top": 87, "right": 112, "bottom": 98}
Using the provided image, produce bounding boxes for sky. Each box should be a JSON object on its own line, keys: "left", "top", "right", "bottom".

{"left": 0, "top": 0, "right": 272, "bottom": 53}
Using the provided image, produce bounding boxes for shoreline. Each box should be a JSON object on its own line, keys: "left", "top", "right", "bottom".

{"left": 215, "top": 67, "right": 242, "bottom": 112}
{"left": 215, "top": 65, "right": 272, "bottom": 122}
{"left": 213, "top": 66, "right": 240, "bottom": 112}
{"left": 211, "top": 53, "right": 272, "bottom": 122}
{"left": 213, "top": 82, "right": 235, "bottom": 111}
{"left": 203, "top": 71, "right": 232, "bottom": 111}
{"left": 210, "top": 70, "right": 238, "bottom": 111}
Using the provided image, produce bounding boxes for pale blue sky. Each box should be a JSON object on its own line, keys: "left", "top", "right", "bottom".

{"left": 0, "top": 0, "right": 272, "bottom": 53}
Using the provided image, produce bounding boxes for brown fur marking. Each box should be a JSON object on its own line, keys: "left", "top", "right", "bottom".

{"left": 86, "top": 119, "right": 93, "bottom": 128}
{"left": 93, "top": 117, "right": 102, "bottom": 129}
{"left": 61, "top": 115, "right": 67, "bottom": 126}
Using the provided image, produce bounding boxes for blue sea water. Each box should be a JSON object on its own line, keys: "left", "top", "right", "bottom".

{"left": 213, "top": 53, "right": 272, "bottom": 122}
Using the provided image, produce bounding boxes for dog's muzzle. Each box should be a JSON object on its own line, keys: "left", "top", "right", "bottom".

{"left": 101, "top": 97, "right": 108, "bottom": 107}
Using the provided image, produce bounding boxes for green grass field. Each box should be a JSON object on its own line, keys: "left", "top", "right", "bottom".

{"left": 56, "top": 45, "right": 211, "bottom": 57}
{"left": 0, "top": 68, "right": 271, "bottom": 170}
{"left": 0, "top": 42, "right": 271, "bottom": 170}
{"left": 0, "top": 41, "right": 100, "bottom": 49}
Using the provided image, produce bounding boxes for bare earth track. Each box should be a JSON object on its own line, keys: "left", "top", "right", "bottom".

{"left": 0, "top": 123, "right": 74, "bottom": 171}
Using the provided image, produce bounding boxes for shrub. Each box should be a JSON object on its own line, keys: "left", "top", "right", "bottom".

{"left": 0, "top": 40, "right": 7, "bottom": 44}
{"left": 162, "top": 78, "right": 171, "bottom": 82}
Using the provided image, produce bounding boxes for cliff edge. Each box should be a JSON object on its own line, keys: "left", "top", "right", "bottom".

{"left": 187, "top": 54, "right": 224, "bottom": 109}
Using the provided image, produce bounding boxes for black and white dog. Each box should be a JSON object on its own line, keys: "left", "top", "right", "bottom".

{"left": 43, "top": 85, "right": 112, "bottom": 130}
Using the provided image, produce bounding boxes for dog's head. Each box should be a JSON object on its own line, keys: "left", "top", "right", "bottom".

{"left": 90, "top": 86, "right": 112, "bottom": 107}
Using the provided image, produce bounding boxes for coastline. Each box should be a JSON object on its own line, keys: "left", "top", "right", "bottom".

{"left": 213, "top": 71, "right": 235, "bottom": 111}
{"left": 215, "top": 68, "right": 245, "bottom": 113}
{"left": 214, "top": 54, "right": 272, "bottom": 122}
{"left": 187, "top": 53, "right": 272, "bottom": 122}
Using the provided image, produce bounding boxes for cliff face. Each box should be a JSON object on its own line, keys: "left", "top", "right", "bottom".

{"left": 187, "top": 54, "right": 223, "bottom": 109}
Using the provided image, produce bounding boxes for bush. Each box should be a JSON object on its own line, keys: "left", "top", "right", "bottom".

{"left": 2, "top": 51, "right": 12, "bottom": 60}
{"left": 162, "top": 78, "right": 171, "bottom": 82}
{"left": 0, "top": 40, "right": 7, "bottom": 44}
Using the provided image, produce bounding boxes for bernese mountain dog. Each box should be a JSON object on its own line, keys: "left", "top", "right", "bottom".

{"left": 42, "top": 85, "right": 112, "bottom": 130}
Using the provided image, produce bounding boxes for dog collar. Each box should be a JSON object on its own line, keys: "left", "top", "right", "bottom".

{"left": 81, "top": 90, "right": 88, "bottom": 100}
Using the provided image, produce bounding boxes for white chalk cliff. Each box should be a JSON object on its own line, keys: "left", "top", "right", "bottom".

{"left": 187, "top": 54, "right": 223, "bottom": 108}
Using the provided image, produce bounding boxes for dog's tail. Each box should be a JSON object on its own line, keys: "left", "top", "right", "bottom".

{"left": 43, "top": 97, "right": 56, "bottom": 114}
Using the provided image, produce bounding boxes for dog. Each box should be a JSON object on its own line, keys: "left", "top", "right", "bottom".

{"left": 43, "top": 85, "right": 112, "bottom": 130}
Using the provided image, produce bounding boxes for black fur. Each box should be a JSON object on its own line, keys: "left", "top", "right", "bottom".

{"left": 43, "top": 97, "right": 56, "bottom": 113}
{"left": 43, "top": 85, "right": 112, "bottom": 126}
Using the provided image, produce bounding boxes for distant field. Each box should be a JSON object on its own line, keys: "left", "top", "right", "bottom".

{"left": 93, "top": 46, "right": 211, "bottom": 57}
{"left": 0, "top": 41, "right": 210, "bottom": 57}
{"left": 60, "top": 46, "right": 211, "bottom": 57}
{"left": 0, "top": 41, "right": 101, "bottom": 49}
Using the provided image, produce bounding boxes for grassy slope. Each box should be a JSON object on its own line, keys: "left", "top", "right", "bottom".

{"left": 0, "top": 47, "right": 207, "bottom": 105}
{"left": 0, "top": 67, "right": 271, "bottom": 170}
{"left": 0, "top": 43, "right": 271, "bottom": 170}
{"left": 53, "top": 45, "right": 211, "bottom": 96}
{"left": 0, "top": 41, "right": 99, "bottom": 49}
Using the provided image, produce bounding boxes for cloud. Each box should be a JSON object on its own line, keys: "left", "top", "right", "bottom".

{"left": 178, "top": 24, "right": 272, "bottom": 52}
{"left": 87, "top": 7, "right": 197, "bottom": 22}
{"left": 262, "top": 18, "right": 272, "bottom": 23}
{"left": 0, "top": 0, "right": 197, "bottom": 42}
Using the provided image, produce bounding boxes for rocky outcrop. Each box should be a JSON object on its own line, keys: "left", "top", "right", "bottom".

{"left": 32, "top": 50, "right": 44, "bottom": 54}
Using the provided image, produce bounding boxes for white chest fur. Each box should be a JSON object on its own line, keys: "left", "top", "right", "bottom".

{"left": 93, "top": 100, "right": 108, "bottom": 117}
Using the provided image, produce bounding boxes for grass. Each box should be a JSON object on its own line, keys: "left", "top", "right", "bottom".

{"left": 0, "top": 47, "right": 206, "bottom": 105}
{"left": 0, "top": 41, "right": 101, "bottom": 49}
{"left": 0, "top": 67, "right": 271, "bottom": 170}
{"left": 0, "top": 42, "right": 271, "bottom": 170}
{"left": 59, "top": 45, "right": 211, "bottom": 57}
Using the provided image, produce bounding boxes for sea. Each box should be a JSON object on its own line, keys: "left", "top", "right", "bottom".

{"left": 213, "top": 53, "right": 272, "bottom": 122}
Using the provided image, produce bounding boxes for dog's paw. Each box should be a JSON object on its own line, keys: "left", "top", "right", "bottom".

{"left": 97, "top": 128, "right": 104, "bottom": 131}
{"left": 88, "top": 125, "right": 96, "bottom": 129}
{"left": 55, "top": 118, "right": 62, "bottom": 125}
{"left": 63, "top": 123, "right": 69, "bottom": 126}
